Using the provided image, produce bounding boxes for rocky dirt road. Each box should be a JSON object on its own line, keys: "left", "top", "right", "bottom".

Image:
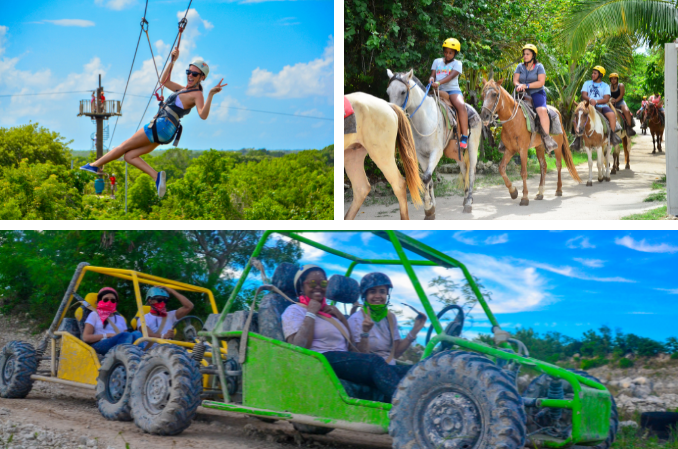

{"left": 346, "top": 127, "right": 668, "bottom": 220}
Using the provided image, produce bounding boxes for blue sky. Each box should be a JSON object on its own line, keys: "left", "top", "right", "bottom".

{"left": 0, "top": 0, "right": 333, "bottom": 151}
{"left": 265, "top": 231, "right": 678, "bottom": 345}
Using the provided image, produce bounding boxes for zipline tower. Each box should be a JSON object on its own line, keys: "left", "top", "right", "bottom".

{"left": 77, "top": 74, "right": 121, "bottom": 163}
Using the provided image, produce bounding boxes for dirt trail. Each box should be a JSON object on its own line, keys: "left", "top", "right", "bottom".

{"left": 0, "top": 314, "right": 391, "bottom": 449}
{"left": 345, "top": 127, "right": 667, "bottom": 220}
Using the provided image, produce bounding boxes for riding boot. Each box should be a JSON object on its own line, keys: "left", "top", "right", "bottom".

{"left": 626, "top": 121, "right": 637, "bottom": 136}
{"left": 570, "top": 135, "right": 582, "bottom": 151}
{"left": 540, "top": 130, "right": 558, "bottom": 152}
{"left": 609, "top": 132, "right": 622, "bottom": 146}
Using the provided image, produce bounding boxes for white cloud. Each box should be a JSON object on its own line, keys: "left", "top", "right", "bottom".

{"left": 656, "top": 288, "right": 678, "bottom": 294}
{"left": 43, "top": 19, "right": 95, "bottom": 27}
{"left": 247, "top": 36, "right": 333, "bottom": 99}
{"left": 615, "top": 236, "right": 678, "bottom": 254}
{"left": 94, "top": 0, "right": 136, "bottom": 10}
{"left": 485, "top": 234, "right": 508, "bottom": 245}
{"left": 573, "top": 258, "right": 605, "bottom": 268}
{"left": 278, "top": 17, "right": 301, "bottom": 26}
{"left": 215, "top": 96, "right": 248, "bottom": 122}
{"left": 452, "top": 231, "right": 477, "bottom": 245}
{"left": 530, "top": 261, "right": 634, "bottom": 283}
{"left": 566, "top": 236, "right": 595, "bottom": 249}
{"left": 295, "top": 108, "right": 324, "bottom": 119}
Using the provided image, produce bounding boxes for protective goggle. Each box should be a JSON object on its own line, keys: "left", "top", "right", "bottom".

{"left": 304, "top": 279, "right": 328, "bottom": 288}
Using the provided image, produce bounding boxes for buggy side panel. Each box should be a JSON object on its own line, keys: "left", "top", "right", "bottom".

{"left": 242, "top": 333, "right": 390, "bottom": 431}
{"left": 576, "top": 384, "right": 612, "bottom": 444}
{"left": 56, "top": 331, "right": 100, "bottom": 385}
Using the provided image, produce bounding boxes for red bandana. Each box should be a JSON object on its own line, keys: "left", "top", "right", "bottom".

{"left": 150, "top": 302, "right": 168, "bottom": 317}
{"left": 298, "top": 295, "right": 332, "bottom": 318}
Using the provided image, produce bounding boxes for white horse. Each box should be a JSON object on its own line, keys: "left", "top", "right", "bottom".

{"left": 572, "top": 101, "right": 612, "bottom": 185}
{"left": 344, "top": 92, "right": 423, "bottom": 220}
{"left": 386, "top": 69, "right": 482, "bottom": 217}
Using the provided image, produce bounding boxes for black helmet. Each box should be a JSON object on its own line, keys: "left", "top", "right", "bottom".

{"left": 359, "top": 272, "right": 393, "bottom": 299}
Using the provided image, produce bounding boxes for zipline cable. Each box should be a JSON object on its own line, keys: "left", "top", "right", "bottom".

{"left": 134, "top": 0, "right": 194, "bottom": 134}
{"left": 107, "top": 0, "right": 149, "bottom": 150}
{"left": 0, "top": 91, "right": 92, "bottom": 98}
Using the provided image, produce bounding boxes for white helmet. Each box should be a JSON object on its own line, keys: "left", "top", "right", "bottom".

{"left": 189, "top": 58, "right": 209, "bottom": 78}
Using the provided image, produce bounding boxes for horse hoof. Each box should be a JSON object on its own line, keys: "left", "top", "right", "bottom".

{"left": 598, "top": 178, "right": 604, "bottom": 183}
{"left": 555, "top": 191, "right": 562, "bottom": 197}
{"left": 510, "top": 189, "right": 519, "bottom": 200}
{"left": 586, "top": 181, "right": 593, "bottom": 187}
{"left": 535, "top": 194, "right": 544, "bottom": 200}
{"left": 611, "top": 169, "right": 616, "bottom": 175}
{"left": 520, "top": 198, "right": 529, "bottom": 206}
{"left": 424, "top": 206, "right": 436, "bottom": 220}
{"left": 625, "top": 164, "right": 630, "bottom": 169}
{"left": 463, "top": 205, "right": 472, "bottom": 214}
{"left": 605, "top": 177, "right": 610, "bottom": 182}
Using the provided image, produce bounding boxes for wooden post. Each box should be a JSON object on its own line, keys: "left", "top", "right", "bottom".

{"left": 96, "top": 75, "right": 104, "bottom": 163}
{"left": 665, "top": 42, "right": 677, "bottom": 216}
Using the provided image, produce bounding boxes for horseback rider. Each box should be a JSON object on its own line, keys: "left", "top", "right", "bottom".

{"left": 573, "top": 65, "right": 623, "bottom": 150}
{"left": 649, "top": 93, "right": 665, "bottom": 125}
{"left": 608, "top": 73, "right": 636, "bottom": 136}
{"left": 429, "top": 38, "right": 469, "bottom": 150}
{"left": 637, "top": 96, "right": 648, "bottom": 116}
{"left": 513, "top": 44, "right": 558, "bottom": 151}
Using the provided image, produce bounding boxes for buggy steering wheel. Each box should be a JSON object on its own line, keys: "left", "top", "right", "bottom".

{"left": 172, "top": 315, "right": 204, "bottom": 343}
{"left": 425, "top": 305, "right": 465, "bottom": 350}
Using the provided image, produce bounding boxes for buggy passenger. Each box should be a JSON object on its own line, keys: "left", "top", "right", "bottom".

{"left": 137, "top": 286, "right": 194, "bottom": 340}
{"left": 82, "top": 287, "right": 143, "bottom": 355}
{"left": 281, "top": 265, "right": 403, "bottom": 402}
{"left": 348, "top": 272, "right": 426, "bottom": 375}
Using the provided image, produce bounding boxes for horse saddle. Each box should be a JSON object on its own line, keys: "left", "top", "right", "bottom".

{"left": 614, "top": 106, "right": 636, "bottom": 128}
{"left": 519, "top": 100, "right": 562, "bottom": 136}
{"left": 432, "top": 93, "right": 481, "bottom": 133}
{"left": 594, "top": 109, "right": 622, "bottom": 135}
{"left": 344, "top": 96, "right": 356, "bottom": 135}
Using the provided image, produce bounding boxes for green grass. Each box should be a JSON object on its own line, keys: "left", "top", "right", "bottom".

{"left": 622, "top": 206, "right": 668, "bottom": 220}
{"left": 612, "top": 423, "right": 678, "bottom": 448}
{"left": 644, "top": 191, "right": 667, "bottom": 202}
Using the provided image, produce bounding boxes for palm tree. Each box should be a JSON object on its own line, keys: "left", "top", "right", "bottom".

{"left": 562, "top": 0, "right": 678, "bottom": 58}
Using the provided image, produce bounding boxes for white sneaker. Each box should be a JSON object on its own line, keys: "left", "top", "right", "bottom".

{"left": 157, "top": 171, "right": 167, "bottom": 199}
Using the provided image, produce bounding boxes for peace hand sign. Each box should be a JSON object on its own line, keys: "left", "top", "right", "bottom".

{"left": 210, "top": 79, "right": 228, "bottom": 95}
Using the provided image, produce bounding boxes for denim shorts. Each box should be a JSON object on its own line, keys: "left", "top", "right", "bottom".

{"left": 595, "top": 105, "right": 613, "bottom": 114}
{"left": 529, "top": 89, "right": 547, "bottom": 108}
{"left": 443, "top": 89, "right": 463, "bottom": 96}
{"left": 144, "top": 117, "right": 177, "bottom": 144}
{"left": 615, "top": 99, "right": 626, "bottom": 108}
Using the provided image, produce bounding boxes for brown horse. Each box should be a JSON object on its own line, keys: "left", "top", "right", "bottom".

{"left": 646, "top": 102, "right": 664, "bottom": 153}
{"left": 611, "top": 105, "right": 631, "bottom": 173}
{"left": 572, "top": 101, "right": 612, "bottom": 185}
{"left": 480, "top": 79, "right": 581, "bottom": 205}
{"left": 344, "top": 92, "right": 423, "bottom": 220}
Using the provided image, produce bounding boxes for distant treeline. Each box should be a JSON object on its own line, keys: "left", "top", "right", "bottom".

{"left": 478, "top": 326, "right": 677, "bottom": 364}
{"left": 0, "top": 123, "right": 333, "bottom": 220}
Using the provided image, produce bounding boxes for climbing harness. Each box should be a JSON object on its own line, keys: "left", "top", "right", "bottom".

{"left": 142, "top": 17, "right": 188, "bottom": 104}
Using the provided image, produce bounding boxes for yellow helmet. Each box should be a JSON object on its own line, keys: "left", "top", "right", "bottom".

{"left": 609, "top": 73, "right": 619, "bottom": 79}
{"left": 592, "top": 65, "right": 606, "bottom": 77}
{"left": 522, "top": 44, "right": 538, "bottom": 56}
{"left": 443, "top": 38, "right": 461, "bottom": 52}
{"left": 643, "top": 96, "right": 647, "bottom": 99}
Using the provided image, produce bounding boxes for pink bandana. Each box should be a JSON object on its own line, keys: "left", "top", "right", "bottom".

{"left": 299, "top": 295, "right": 332, "bottom": 318}
{"left": 150, "top": 302, "right": 168, "bottom": 318}
{"left": 97, "top": 300, "right": 117, "bottom": 325}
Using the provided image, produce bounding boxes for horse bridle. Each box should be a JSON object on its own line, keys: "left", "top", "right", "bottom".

{"left": 481, "top": 84, "right": 522, "bottom": 126}
{"left": 388, "top": 76, "right": 411, "bottom": 110}
{"left": 573, "top": 108, "right": 593, "bottom": 138}
{"left": 387, "top": 75, "right": 440, "bottom": 137}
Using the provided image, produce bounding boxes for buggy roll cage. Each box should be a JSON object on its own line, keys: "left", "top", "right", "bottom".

{"left": 204, "top": 230, "right": 609, "bottom": 448}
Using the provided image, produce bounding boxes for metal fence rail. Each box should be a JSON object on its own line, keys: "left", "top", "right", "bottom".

{"left": 79, "top": 100, "right": 121, "bottom": 115}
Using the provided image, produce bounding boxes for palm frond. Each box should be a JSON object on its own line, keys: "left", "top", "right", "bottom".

{"left": 561, "top": 0, "right": 678, "bottom": 57}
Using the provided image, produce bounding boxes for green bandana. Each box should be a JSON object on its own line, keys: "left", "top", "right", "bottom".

{"left": 364, "top": 303, "right": 388, "bottom": 322}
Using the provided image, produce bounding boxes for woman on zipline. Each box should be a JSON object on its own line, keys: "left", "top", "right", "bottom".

{"left": 81, "top": 48, "right": 227, "bottom": 198}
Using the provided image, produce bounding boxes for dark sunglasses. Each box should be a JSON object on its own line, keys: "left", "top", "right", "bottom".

{"left": 304, "top": 279, "right": 328, "bottom": 288}
{"left": 149, "top": 296, "right": 168, "bottom": 303}
{"left": 186, "top": 69, "right": 202, "bottom": 77}
{"left": 100, "top": 296, "right": 117, "bottom": 303}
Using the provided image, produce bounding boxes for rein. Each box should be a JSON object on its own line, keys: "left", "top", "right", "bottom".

{"left": 388, "top": 76, "right": 440, "bottom": 137}
{"left": 482, "top": 85, "right": 523, "bottom": 126}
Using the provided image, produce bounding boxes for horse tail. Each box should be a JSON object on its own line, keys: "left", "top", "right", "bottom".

{"left": 391, "top": 104, "right": 423, "bottom": 207}
{"left": 559, "top": 114, "right": 582, "bottom": 184}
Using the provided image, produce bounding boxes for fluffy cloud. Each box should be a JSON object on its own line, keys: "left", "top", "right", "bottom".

{"left": 615, "top": 236, "right": 678, "bottom": 254}
{"left": 94, "top": 0, "right": 136, "bottom": 11}
{"left": 0, "top": 26, "right": 7, "bottom": 57}
{"left": 530, "top": 261, "right": 634, "bottom": 283}
{"left": 215, "top": 96, "right": 248, "bottom": 122}
{"left": 452, "top": 231, "right": 508, "bottom": 246}
{"left": 247, "top": 37, "right": 333, "bottom": 99}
